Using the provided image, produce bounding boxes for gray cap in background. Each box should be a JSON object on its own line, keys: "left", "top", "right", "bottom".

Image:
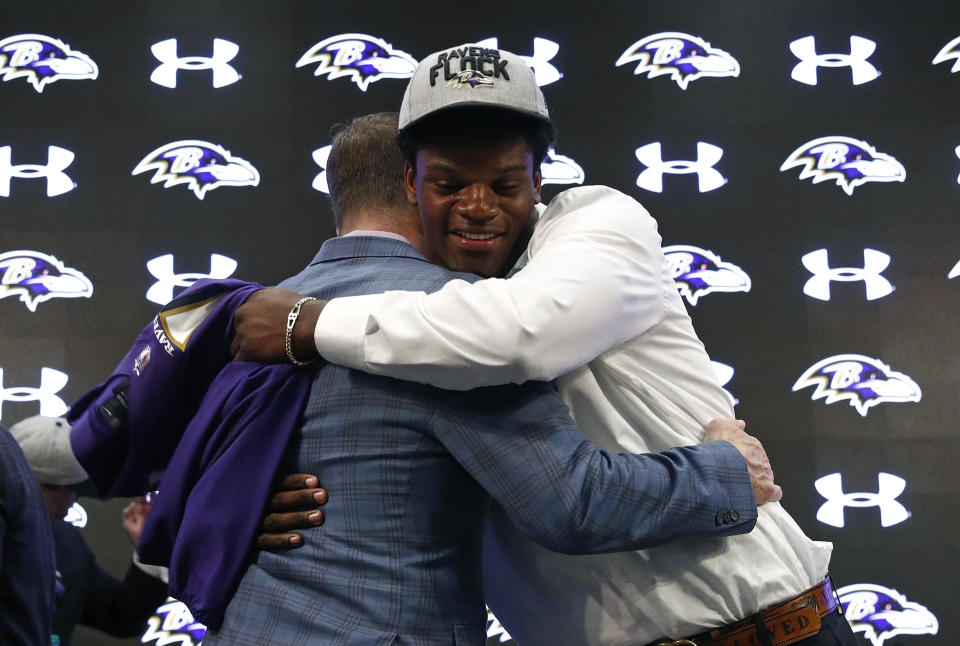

{"left": 9, "top": 415, "right": 92, "bottom": 492}
{"left": 398, "top": 43, "right": 550, "bottom": 131}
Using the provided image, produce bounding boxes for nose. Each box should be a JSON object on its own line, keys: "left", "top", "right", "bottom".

{"left": 456, "top": 184, "right": 497, "bottom": 222}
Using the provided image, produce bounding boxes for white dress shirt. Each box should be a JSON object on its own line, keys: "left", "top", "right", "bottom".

{"left": 314, "top": 186, "right": 832, "bottom": 645}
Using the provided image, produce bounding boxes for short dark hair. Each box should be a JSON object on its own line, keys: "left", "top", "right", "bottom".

{"left": 326, "top": 112, "right": 409, "bottom": 231}
{"left": 397, "top": 107, "right": 556, "bottom": 170}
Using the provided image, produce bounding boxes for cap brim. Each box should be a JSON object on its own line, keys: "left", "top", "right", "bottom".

{"left": 67, "top": 479, "right": 100, "bottom": 498}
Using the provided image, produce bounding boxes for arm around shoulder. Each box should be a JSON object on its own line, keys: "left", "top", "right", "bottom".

{"left": 316, "top": 186, "right": 668, "bottom": 389}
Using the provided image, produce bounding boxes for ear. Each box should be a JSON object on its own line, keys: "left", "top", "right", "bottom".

{"left": 532, "top": 169, "right": 542, "bottom": 204}
{"left": 404, "top": 163, "right": 418, "bottom": 205}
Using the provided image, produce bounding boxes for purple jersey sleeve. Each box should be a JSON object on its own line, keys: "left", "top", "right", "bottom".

{"left": 67, "top": 279, "right": 263, "bottom": 497}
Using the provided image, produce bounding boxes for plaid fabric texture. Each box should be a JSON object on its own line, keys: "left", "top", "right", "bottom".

{"left": 205, "top": 237, "right": 754, "bottom": 646}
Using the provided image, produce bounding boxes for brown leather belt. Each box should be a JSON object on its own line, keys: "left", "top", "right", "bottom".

{"left": 650, "top": 577, "right": 841, "bottom": 646}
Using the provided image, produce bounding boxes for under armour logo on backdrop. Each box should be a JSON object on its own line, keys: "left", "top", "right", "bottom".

{"left": 711, "top": 361, "right": 739, "bottom": 407}
{"left": 815, "top": 472, "right": 910, "bottom": 528}
{"left": 150, "top": 38, "right": 241, "bottom": 88}
{"left": 476, "top": 37, "right": 563, "bottom": 86}
{"left": 146, "top": 253, "right": 237, "bottom": 305}
{"left": 790, "top": 36, "right": 880, "bottom": 85}
{"left": 0, "top": 367, "right": 68, "bottom": 422}
{"left": 802, "top": 248, "right": 894, "bottom": 301}
{"left": 0, "top": 145, "right": 75, "bottom": 197}
{"left": 64, "top": 502, "right": 87, "bottom": 528}
{"left": 311, "top": 145, "right": 331, "bottom": 193}
{"left": 634, "top": 142, "right": 726, "bottom": 193}
{"left": 933, "top": 35, "right": 960, "bottom": 73}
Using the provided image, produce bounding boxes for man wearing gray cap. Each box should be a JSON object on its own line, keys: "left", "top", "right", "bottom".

{"left": 9, "top": 415, "right": 168, "bottom": 646}
{"left": 0, "top": 421, "right": 55, "bottom": 646}
{"left": 235, "top": 43, "right": 858, "bottom": 646}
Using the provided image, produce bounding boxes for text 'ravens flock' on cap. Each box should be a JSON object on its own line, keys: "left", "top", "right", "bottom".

{"left": 399, "top": 43, "right": 551, "bottom": 130}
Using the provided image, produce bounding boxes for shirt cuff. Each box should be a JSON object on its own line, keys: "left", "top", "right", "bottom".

{"left": 313, "top": 293, "right": 383, "bottom": 370}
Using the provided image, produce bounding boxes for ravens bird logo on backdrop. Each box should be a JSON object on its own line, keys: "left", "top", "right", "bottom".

{"left": 296, "top": 33, "right": 417, "bottom": 91}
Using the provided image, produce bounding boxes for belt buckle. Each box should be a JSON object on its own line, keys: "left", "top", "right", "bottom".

{"left": 653, "top": 641, "right": 698, "bottom": 646}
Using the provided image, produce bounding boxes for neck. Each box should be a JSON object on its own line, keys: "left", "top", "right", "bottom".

{"left": 340, "top": 208, "right": 430, "bottom": 258}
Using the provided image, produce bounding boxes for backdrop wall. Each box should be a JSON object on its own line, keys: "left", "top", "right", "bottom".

{"left": 2, "top": 2, "right": 955, "bottom": 645}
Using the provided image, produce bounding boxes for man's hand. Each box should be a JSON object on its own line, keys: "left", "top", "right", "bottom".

{"left": 703, "top": 418, "right": 783, "bottom": 506}
{"left": 256, "top": 474, "right": 328, "bottom": 551}
{"left": 231, "top": 288, "right": 326, "bottom": 363}
{"left": 122, "top": 495, "right": 151, "bottom": 549}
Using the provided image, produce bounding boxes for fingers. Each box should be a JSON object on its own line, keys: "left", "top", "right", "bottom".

{"left": 267, "top": 488, "right": 328, "bottom": 513}
{"left": 256, "top": 532, "right": 304, "bottom": 551}
{"left": 277, "top": 473, "right": 320, "bottom": 490}
{"left": 262, "top": 510, "right": 324, "bottom": 533}
{"left": 769, "top": 484, "right": 784, "bottom": 503}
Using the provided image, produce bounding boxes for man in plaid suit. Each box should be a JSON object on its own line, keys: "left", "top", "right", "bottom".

{"left": 201, "top": 113, "right": 770, "bottom": 645}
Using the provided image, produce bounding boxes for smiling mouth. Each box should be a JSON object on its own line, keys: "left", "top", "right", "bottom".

{"left": 452, "top": 231, "right": 501, "bottom": 241}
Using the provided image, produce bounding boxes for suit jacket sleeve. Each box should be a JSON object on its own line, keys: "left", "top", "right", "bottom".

{"left": 67, "top": 279, "right": 262, "bottom": 497}
{"left": 313, "top": 186, "right": 665, "bottom": 390}
{"left": 431, "top": 380, "right": 756, "bottom": 554}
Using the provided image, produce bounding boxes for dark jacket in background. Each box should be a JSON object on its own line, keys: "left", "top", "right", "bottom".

{"left": 0, "top": 422, "right": 56, "bottom": 646}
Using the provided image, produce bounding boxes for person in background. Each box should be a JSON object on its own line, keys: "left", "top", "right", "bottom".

{"left": 0, "top": 420, "right": 56, "bottom": 646}
{"left": 10, "top": 415, "right": 168, "bottom": 646}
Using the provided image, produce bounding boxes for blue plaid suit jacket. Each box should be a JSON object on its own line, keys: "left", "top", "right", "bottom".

{"left": 205, "top": 235, "right": 755, "bottom": 646}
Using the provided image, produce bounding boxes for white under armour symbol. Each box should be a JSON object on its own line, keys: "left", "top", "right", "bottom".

{"left": 0, "top": 366, "right": 68, "bottom": 422}
{"left": 933, "top": 35, "right": 960, "bottom": 73}
{"left": 64, "top": 502, "right": 87, "bottom": 527}
{"left": 0, "top": 145, "right": 75, "bottom": 197}
{"left": 146, "top": 253, "right": 238, "bottom": 305}
{"left": 711, "top": 361, "right": 739, "bottom": 407}
{"left": 815, "top": 472, "right": 910, "bottom": 528}
{"left": 311, "top": 145, "right": 331, "bottom": 193}
{"left": 802, "top": 248, "right": 894, "bottom": 301}
{"left": 634, "top": 142, "right": 726, "bottom": 193}
{"left": 150, "top": 38, "right": 241, "bottom": 88}
{"left": 949, "top": 258, "right": 960, "bottom": 279}
{"left": 790, "top": 36, "right": 880, "bottom": 86}
{"left": 476, "top": 37, "right": 562, "bottom": 86}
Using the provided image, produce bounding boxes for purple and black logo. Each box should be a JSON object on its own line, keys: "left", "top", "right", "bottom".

{"left": 0, "top": 250, "right": 93, "bottom": 311}
{"left": 837, "top": 583, "right": 938, "bottom": 646}
{"left": 141, "top": 598, "right": 206, "bottom": 646}
{"left": 0, "top": 34, "right": 97, "bottom": 92}
{"left": 663, "top": 245, "right": 750, "bottom": 306}
{"left": 132, "top": 140, "right": 259, "bottom": 200}
{"left": 616, "top": 32, "right": 739, "bottom": 90}
{"left": 296, "top": 33, "right": 416, "bottom": 92}
{"left": 780, "top": 136, "right": 905, "bottom": 196}
{"left": 793, "top": 354, "right": 921, "bottom": 417}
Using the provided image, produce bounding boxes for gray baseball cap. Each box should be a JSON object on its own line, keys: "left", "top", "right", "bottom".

{"left": 9, "top": 415, "right": 93, "bottom": 493}
{"left": 398, "top": 43, "right": 550, "bottom": 131}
